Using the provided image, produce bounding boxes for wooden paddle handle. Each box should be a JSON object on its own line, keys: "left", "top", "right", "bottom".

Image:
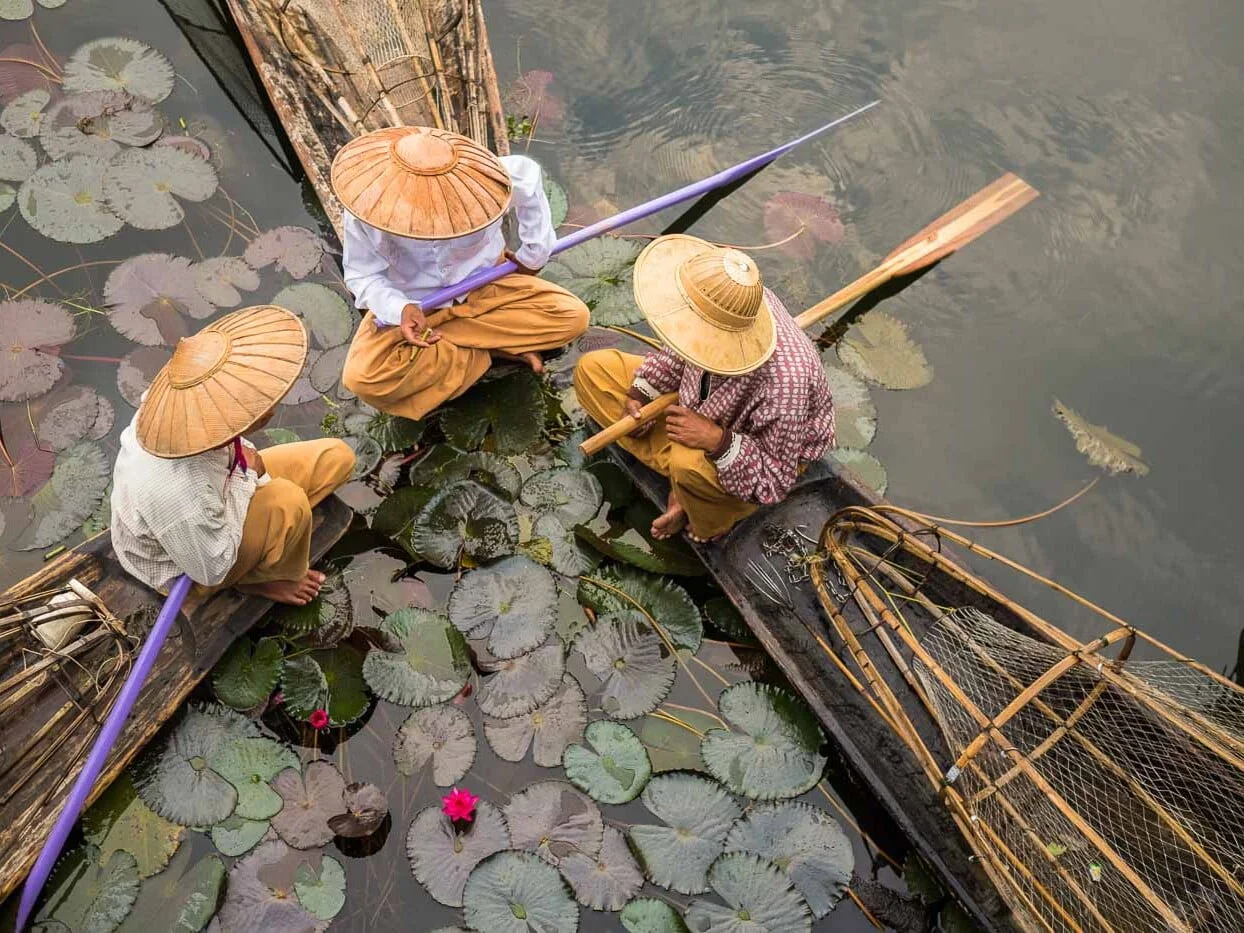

{"left": 580, "top": 394, "right": 678, "bottom": 456}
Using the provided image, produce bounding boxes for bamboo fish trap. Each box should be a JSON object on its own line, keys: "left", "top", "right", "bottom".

{"left": 809, "top": 505, "right": 1244, "bottom": 933}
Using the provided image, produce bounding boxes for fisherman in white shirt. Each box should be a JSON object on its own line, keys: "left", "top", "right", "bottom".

{"left": 333, "top": 126, "right": 589, "bottom": 421}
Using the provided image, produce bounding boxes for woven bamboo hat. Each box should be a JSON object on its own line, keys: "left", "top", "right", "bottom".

{"left": 137, "top": 305, "right": 308, "bottom": 458}
{"left": 632, "top": 235, "right": 775, "bottom": 375}
{"left": 330, "top": 126, "right": 512, "bottom": 239}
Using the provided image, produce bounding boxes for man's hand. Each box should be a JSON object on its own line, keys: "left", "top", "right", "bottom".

{"left": 248, "top": 448, "right": 267, "bottom": 477}
{"left": 624, "top": 396, "right": 654, "bottom": 437}
{"left": 400, "top": 302, "right": 441, "bottom": 347}
{"left": 505, "top": 249, "right": 542, "bottom": 277}
{"left": 665, "top": 405, "right": 724, "bottom": 452}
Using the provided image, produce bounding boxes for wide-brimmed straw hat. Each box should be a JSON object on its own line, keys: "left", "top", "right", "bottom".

{"left": 632, "top": 235, "right": 775, "bottom": 375}
{"left": 330, "top": 126, "right": 512, "bottom": 239}
{"left": 137, "top": 305, "right": 308, "bottom": 458}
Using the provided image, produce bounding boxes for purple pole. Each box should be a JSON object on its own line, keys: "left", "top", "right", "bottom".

{"left": 415, "top": 100, "right": 880, "bottom": 310}
{"left": 16, "top": 574, "right": 194, "bottom": 930}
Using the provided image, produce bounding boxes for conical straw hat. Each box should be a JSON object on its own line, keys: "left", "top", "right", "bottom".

{"left": 330, "top": 126, "right": 512, "bottom": 239}
{"left": 632, "top": 235, "right": 776, "bottom": 375}
{"left": 137, "top": 305, "right": 308, "bottom": 458}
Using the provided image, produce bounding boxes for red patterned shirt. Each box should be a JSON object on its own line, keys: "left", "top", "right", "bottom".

{"left": 631, "top": 290, "right": 835, "bottom": 505}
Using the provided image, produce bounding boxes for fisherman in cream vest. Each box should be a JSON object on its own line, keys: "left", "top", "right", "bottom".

{"left": 333, "top": 126, "right": 589, "bottom": 420}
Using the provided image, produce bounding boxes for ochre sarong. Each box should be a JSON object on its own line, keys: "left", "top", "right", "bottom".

{"left": 342, "top": 273, "right": 589, "bottom": 421}
{"left": 573, "top": 349, "right": 757, "bottom": 540}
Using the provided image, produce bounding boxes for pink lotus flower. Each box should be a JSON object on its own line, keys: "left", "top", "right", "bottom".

{"left": 308, "top": 709, "right": 330, "bottom": 730}
{"left": 441, "top": 787, "right": 479, "bottom": 824}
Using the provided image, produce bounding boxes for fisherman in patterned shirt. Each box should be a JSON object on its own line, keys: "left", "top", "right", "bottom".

{"left": 574, "top": 235, "right": 835, "bottom": 541}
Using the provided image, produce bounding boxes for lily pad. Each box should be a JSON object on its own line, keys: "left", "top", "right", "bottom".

{"left": 116, "top": 346, "right": 170, "bottom": 407}
{"left": 216, "top": 840, "right": 327, "bottom": 933}
{"left": 281, "top": 644, "right": 369, "bottom": 726}
{"left": 700, "top": 683, "right": 826, "bottom": 800}
{"left": 362, "top": 607, "right": 472, "bottom": 707}
{"left": 0, "top": 299, "right": 74, "bottom": 401}
{"left": 544, "top": 236, "right": 643, "bottom": 326}
{"left": 393, "top": 704, "right": 477, "bottom": 785}
{"left": 194, "top": 256, "right": 260, "bottom": 307}
{"left": 327, "top": 781, "right": 389, "bottom": 837}
{"left": 104, "top": 252, "right": 213, "bottom": 345}
{"left": 153, "top": 134, "right": 212, "bottom": 160}
{"left": 275, "top": 571, "right": 352, "bottom": 645}
{"left": 449, "top": 556, "right": 556, "bottom": 659}
{"left": 477, "top": 641, "right": 565, "bottom": 719}
{"left": 213, "top": 736, "right": 301, "bottom": 821}
{"left": 35, "top": 845, "right": 140, "bottom": 933}
{"left": 440, "top": 368, "right": 544, "bottom": 454}
{"left": 572, "top": 611, "right": 675, "bottom": 719}
{"left": 822, "top": 363, "right": 876, "bottom": 449}
{"left": 19, "top": 154, "right": 124, "bottom": 243}
{"left": 344, "top": 432, "right": 381, "bottom": 479}
{"left": 578, "top": 564, "right": 703, "bottom": 653}
{"left": 463, "top": 850, "right": 579, "bottom": 933}
{"left": 39, "top": 91, "right": 162, "bottom": 160}
{"left": 684, "top": 853, "right": 812, "bottom": 933}
{"left": 504, "top": 780, "right": 603, "bottom": 865}
{"left": 62, "top": 38, "right": 175, "bottom": 103}
{"left": 639, "top": 707, "right": 721, "bottom": 772}
{"left": 544, "top": 174, "right": 568, "bottom": 227}
{"left": 115, "top": 847, "right": 226, "bottom": 933}
{"left": 703, "top": 597, "right": 754, "bottom": 645}
{"left": 628, "top": 772, "right": 741, "bottom": 895}
{"left": 575, "top": 504, "right": 704, "bottom": 577}
{"left": 271, "top": 760, "right": 347, "bottom": 849}
{"left": 520, "top": 467, "right": 602, "bottom": 526}
{"left": 836, "top": 312, "right": 932, "bottom": 390}
{"left": 244, "top": 225, "right": 327, "bottom": 279}
{"left": 273, "top": 282, "right": 353, "bottom": 349}
{"left": 344, "top": 407, "right": 424, "bottom": 454}
{"left": 103, "top": 146, "right": 218, "bottom": 229}
{"left": 0, "top": 132, "right": 35, "bottom": 181}
{"left": 829, "top": 448, "right": 887, "bottom": 496}
{"left": 621, "top": 897, "right": 691, "bottom": 933}
{"left": 213, "top": 636, "right": 283, "bottom": 711}
{"left": 0, "top": 180, "right": 13, "bottom": 211}
{"left": 82, "top": 773, "right": 184, "bottom": 879}
{"left": 559, "top": 824, "right": 643, "bottom": 911}
{"left": 563, "top": 719, "right": 652, "bottom": 804}
{"left": 17, "top": 440, "right": 111, "bottom": 549}
{"left": 294, "top": 855, "right": 346, "bottom": 921}
{"left": 1, "top": 87, "right": 50, "bottom": 137}
{"left": 407, "top": 802, "right": 511, "bottom": 907}
{"left": 533, "top": 513, "right": 600, "bottom": 578}
{"left": 210, "top": 815, "right": 270, "bottom": 857}
{"left": 429, "top": 449, "right": 522, "bottom": 499}
{"left": 483, "top": 673, "right": 587, "bottom": 767}
{"left": 34, "top": 385, "right": 114, "bottom": 451}
{"left": 1053, "top": 399, "right": 1149, "bottom": 475}
{"left": 408, "top": 480, "right": 520, "bottom": 569}
{"left": 763, "top": 192, "right": 844, "bottom": 260}
{"left": 724, "top": 802, "right": 853, "bottom": 918}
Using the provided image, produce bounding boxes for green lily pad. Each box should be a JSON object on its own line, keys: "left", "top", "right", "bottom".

{"left": 563, "top": 720, "right": 652, "bottom": 805}
{"left": 575, "top": 504, "right": 704, "bottom": 577}
{"left": 194, "top": 256, "right": 261, "bottom": 307}
{"left": 344, "top": 407, "right": 425, "bottom": 454}
{"left": 836, "top": 312, "right": 932, "bottom": 390}
{"left": 0, "top": 132, "right": 36, "bottom": 182}
{"left": 638, "top": 707, "right": 720, "bottom": 772}
{"left": 431, "top": 449, "right": 522, "bottom": 499}
{"left": 572, "top": 611, "right": 675, "bottom": 719}
{"left": 449, "top": 556, "right": 556, "bottom": 659}
{"left": 345, "top": 432, "right": 382, "bottom": 478}
{"left": 82, "top": 773, "right": 184, "bottom": 879}
{"left": 1, "top": 88, "right": 50, "bottom": 137}
{"left": 212, "top": 636, "right": 283, "bottom": 711}
{"left": 504, "top": 780, "right": 604, "bottom": 865}
{"left": 828, "top": 448, "right": 887, "bottom": 496}
{"left": 362, "top": 607, "right": 472, "bottom": 707}
{"left": 463, "top": 850, "right": 579, "bottom": 933}
{"left": 700, "top": 683, "right": 826, "bottom": 801}
{"left": 244, "top": 225, "right": 327, "bottom": 279}
{"left": 35, "top": 845, "right": 140, "bottom": 933}
{"left": 372, "top": 484, "right": 437, "bottom": 541}
{"left": 544, "top": 236, "right": 643, "bottom": 326}
{"left": 534, "top": 513, "right": 600, "bottom": 577}
{"left": 441, "top": 368, "right": 544, "bottom": 453}
{"left": 213, "top": 736, "right": 301, "bottom": 821}
{"left": 294, "top": 855, "right": 346, "bottom": 921}
{"left": 103, "top": 146, "right": 218, "bottom": 230}
{"left": 271, "top": 760, "right": 347, "bottom": 849}
{"left": 275, "top": 571, "right": 353, "bottom": 646}
{"left": 407, "top": 802, "right": 511, "bottom": 907}
{"left": 578, "top": 564, "right": 703, "bottom": 652}
{"left": 273, "top": 282, "right": 353, "bottom": 349}
{"left": 724, "top": 802, "right": 853, "bottom": 918}
{"left": 703, "top": 597, "right": 755, "bottom": 645}
{"left": 628, "top": 772, "right": 741, "bottom": 895}
{"left": 559, "top": 825, "right": 643, "bottom": 911}
{"left": 477, "top": 641, "right": 566, "bottom": 719}
{"left": 544, "top": 173, "right": 568, "bottom": 227}
{"left": 520, "top": 468, "right": 603, "bottom": 526}
{"left": 822, "top": 363, "right": 877, "bottom": 449}
{"left": 393, "top": 704, "right": 476, "bottom": 785}
{"left": 684, "top": 853, "right": 812, "bottom": 932}
{"left": 115, "top": 847, "right": 225, "bottom": 933}
{"left": 0, "top": 181, "right": 13, "bottom": 212}
{"left": 282, "top": 644, "right": 369, "bottom": 726}
{"left": 216, "top": 840, "right": 326, "bottom": 932}
{"left": 1053, "top": 399, "right": 1149, "bottom": 475}
{"left": 209, "top": 814, "right": 270, "bottom": 857}
{"left": 621, "top": 897, "right": 692, "bottom": 932}
{"left": 483, "top": 673, "right": 586, "bottom": 767}
{"left": 62, "top": 37, "right": 175, "bottom": 102}
{"left": 408, "top": 480, "right": 520, "bottom": 569}
{"left": 19, "top": 154, "right": 123, "bottom": 243}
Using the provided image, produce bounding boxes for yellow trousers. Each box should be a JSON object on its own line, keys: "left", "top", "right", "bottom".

{"left": 342, "top": 273, "right": 590, "bottom": 420}
{"left": 573, "top": 349, "right": 757, "bottom": 540}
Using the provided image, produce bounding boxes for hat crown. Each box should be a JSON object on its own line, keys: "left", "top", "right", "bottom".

{"left": 676, "top": 248, "right": 764, "bottom": 332}
{"left": 392, "top": 130, "right": 459, "bottom": 175}
{"left": 167, "top": 330, "right": 231, "bottom": 389}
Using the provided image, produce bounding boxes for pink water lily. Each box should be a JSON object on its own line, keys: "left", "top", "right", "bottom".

{"left": 308, "top": 709, "right": 330, "bottom": 730}
{"left": 441, "top": 787, "right": 479, "bottom": 823}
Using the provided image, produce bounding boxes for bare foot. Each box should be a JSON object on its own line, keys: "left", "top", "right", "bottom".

{"left": 651, "top": 497, "right": 687, "bottom": 540}
{"left": 238, "top": 569, "right": 326, "bottom": 606}
{"left": 687, "top": 529, "right": 721, "bottom": 544}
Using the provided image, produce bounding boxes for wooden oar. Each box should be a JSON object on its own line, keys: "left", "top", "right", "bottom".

{"left": 579, "top": 173, "right": 1038, "bottom": 456}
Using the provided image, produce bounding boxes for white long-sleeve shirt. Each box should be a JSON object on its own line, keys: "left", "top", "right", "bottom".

{"left": 341, "top": 154, "right": 556, "bottom": 326}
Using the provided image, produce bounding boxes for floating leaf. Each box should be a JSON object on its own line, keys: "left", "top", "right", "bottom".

{"left": 271, "top": 760, "right": 347, "bottom": 849}
{"left": 1052, "top": 399, "right": 1149, "bottom": 476}
{"left": 638, "top": 707, "right": 720, "bottom": 773}
{"left": 407, "top": 802, "right": 510, "bottom": 907}
{"left": 563, "top": 720, "right": 652, "bottom": 804}
{"left": 544, "top": 173, "right": 568, "bottom": 227}
{"left": 429, "top": 449, "right": 522, "bottom": 499}
{"left": 440, "top": 369, "right": 544, "bottom": 454}
{"left": 19, "top": 154, "right": 123, "bottom": 242}
{"left": 504, "top": 780, "right": 603, "bottom": 865}
{"left": 578, "top": 564, "right": 703, "bottom": 653}
{"left": 408, "top": 480, "right": 520, "bottom": 569}
{"left": 35, "top": 845, "right": 140, "bottom": 933}
{"left": 449, "top": 556, "right": 556, "bottom": 659}
{"left": 281, "top": 645, "right": 368, "bottom": 726}
{"left": 82, "top": 773, "right": 183, "bottom": 879}
{"left": 272, "top": 282, "right": 353, "bottom": 349}
{"left": 483, "top": 673, "right": 586, "bottom": 767}
{"left": 0, "top": 180, "right": 13, "bottom": 211}
{"left": 1, "top": 87, "right": 49, "bottom": 137}
{"left": 559, "top": 825, "right": 643, "bottom": 911}
{"left": 0, "top": 411, "right": 53, "bottom": 496}
{"left": 116, "top": 346, "right": 169, "bottom": 407}
{"left": 477, "top": 641, "right": 565, "bottom": 719}
{"left": 763, "top": 192, "right": 844, "bottom": 260}
{"left": 703, "top": 597, "right": 754, "bottom": 645}
{"left": 531, "top": 512, "right": 600, "bottom": 577}
{"left": 685, "top": 853, "right": 812, "bottom": 933}
{"left": 216, "top": 840, "right": 326, "bottom": 932}
{"left": 115, "top": 847, "right": 226, "bottom": 933}
{"left": 275, "top": 571, "right": 353, "bottom": 645}
{"left": 62, "top": 37, "right": 175, "bottom": 103}
{"left": 214, "top": 736, "right": 300, "bottom": 821}
{"left": 0, "top": 299, "right": 74, "bottom": 401}
{"left": 573, "top": 611, "right": 675, "bottom": 719}
{"left": 463, "top": 850, "right": 579, "bottom": 933}
{"left": 18, "top": 440, "right": 110, "bottom": 549}
{"left": 701, "top": 683, "right": 826, "bottom": 801}
{"left": 544, "top": 236, "right": 643, "bottom": 326}
{"left": 393, "top": 704, "right": 477, "bottom": 785}
{"left": 822, "top": 363, "right": 876, "bottom": 449}
{"left": 210, "top": 815, "right": 270, "bottom": 857}
{"left": 362, "top": 607, "right": 472, "bottom": 707}
{"left": 506, "top": 69, "right": 565, "bottom": 125}
{"left": 327, "top": 781, "right": 388, "bottom": 837}
{"left": 213, "top": 636, "right": 283, "bottom": 711}
{"left": 40, "top": 91, "right": 162, "bottom": 160}
{"left": 520, "top": 467, "right": 602, "bottom": 526}
{"left": 244, "top": 225, "right": 327, "bottom": 279}
{"left": 33, "top": 385, "right": 114, "bottom": 451}
{"left": 194, "top": 256, "right": 260, "bottom": 307}
{"left": 621, "top": 897, "right": 691, "bottom": 933}
{"left": 154, "top": 134, "right": 211, "bottom": 161}
{"left": 343, "top": 407, "right": 424, "bottom": 454}
{"left": 0, "top": 131, "right": 36, "bottom": 181}
{"left": 294, "top": 855, "right": 346, "bottom": 921}
{"left": 836, "top": 313, "right": 932, "bottom": 390}
{"left": 103, "top": 147, "right": 218, "bottom": 229}
{"left": 628, "top": 772, "right": 741, "bottom": 895}
{"left": 829, "top": 448, "right": 887, "bottom": 496}
{"left": 575, "top": 503, "right": 705, "bottom": 577}
{"left": 104, "top": 252, "right": 213, "bottom": 345}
